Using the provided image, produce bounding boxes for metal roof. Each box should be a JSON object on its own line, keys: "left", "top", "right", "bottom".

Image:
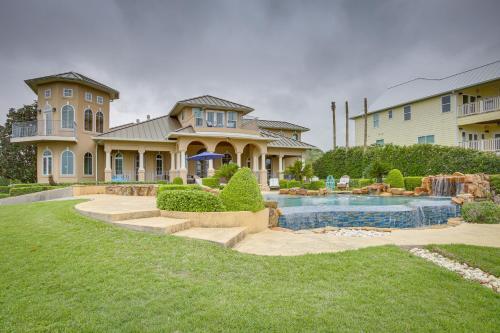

{"left": 95, "top": 116, "right": 181, "bottom": 141}
{"left": 260, "top": 129, "right": 316, "bottom": 149}
{"left": 25, "top": 71, "right": 120, "bottom": 99}
{"left": 254, "top": 119, "right": 310, "bottom": 132}
{"left": 169, "top": 95, "right": 253, "bottom": 115}
{"left": 352, "top": 60, "right": 500, "bottom": 118}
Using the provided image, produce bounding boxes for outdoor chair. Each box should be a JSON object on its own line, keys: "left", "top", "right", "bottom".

{"left": 336, "top": 175, "right": 350, "bottom": 190}
{"left": 269, "top": 177, "right": 280, "bottom": 189}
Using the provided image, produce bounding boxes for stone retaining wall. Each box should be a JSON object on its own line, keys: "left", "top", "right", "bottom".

{"left": 0, "top": 187, "right": 74, "bottom": 206}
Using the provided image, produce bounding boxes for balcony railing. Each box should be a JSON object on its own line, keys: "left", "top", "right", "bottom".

{"left": 457, "top": 96, "right": 500, "bottom": 117}
{"left": 459, "top": 138, "right": 500, "bottom": 152}
{"left": 183, "top": 114, "right": 259, "bottom": 131}
{"left": 11, "top": 120, "right": 77, "bottom": 139}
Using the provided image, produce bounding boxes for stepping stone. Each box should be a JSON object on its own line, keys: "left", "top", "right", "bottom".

{"left": 174, "top": 227, "right": 248, "bottom": 247}
{"left": 112, "top": 217, "right": 191, "bottom": 234}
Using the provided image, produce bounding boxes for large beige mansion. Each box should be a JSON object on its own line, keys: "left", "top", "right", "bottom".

{"left": 12, "top": 72, "right": 315, "bottom": 186}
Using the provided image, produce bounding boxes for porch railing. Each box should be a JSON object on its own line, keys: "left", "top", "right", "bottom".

{"left": 11, "top": 120, "right": 77, "bottom": 138}
{"left": 458, "top": 138, "right": 500, "bottom": 152}
{"left": 457, "top": 96, "right": 500, "bottom": 117}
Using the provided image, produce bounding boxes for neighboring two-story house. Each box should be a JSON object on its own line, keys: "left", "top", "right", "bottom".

{"left": 11, "top": 72, "right": 314, "bottom": 185}
{"left": 352, "top": 61, "right": 500, "bottom": 153}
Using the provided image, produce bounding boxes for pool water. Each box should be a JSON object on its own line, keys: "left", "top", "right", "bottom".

{"left": 264, "top": 194, "right": 460, "bottom": 230}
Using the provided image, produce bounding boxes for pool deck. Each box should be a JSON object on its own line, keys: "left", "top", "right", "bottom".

{"left": 74, "top": 194, "right": 500, "bottom": 256}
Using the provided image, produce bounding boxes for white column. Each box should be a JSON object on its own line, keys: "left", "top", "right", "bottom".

{"left": 260, "top": 153, "right": 266, "bottom": 170}
{"left": 259, "top": 153, "right": 268, "bottom": 187}
{"left": 208, "top": 155, "right": 215, "bottom": 177}
{"left": 252, "top": 154, "right": 259, "bottom": 172}
{"left": 180, "top": 150, "right": 186, "bottom": 170}
{"left": 278, "top": 154, "right": 284, "bottom": 179}
{"left": 236, "top": 152, "right": 242, "bottom": 167}
{"left": 169, "top": 151, "right": 176, "bottom": 181}
{"left": 179, "top": 150, "right": 187, "bottom": 184}
{"left": 104, "top": 148, "right": 112, "bottom": 182}
{"left": 138, "top": 149, "right": 145, "bottom": 181}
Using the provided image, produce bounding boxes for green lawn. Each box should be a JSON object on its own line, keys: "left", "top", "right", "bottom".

{"left": 0, "top": 201, "right": 499, "bottom": 332}
{"left": 426, "top": 244, "right": 500, "bottom": 276}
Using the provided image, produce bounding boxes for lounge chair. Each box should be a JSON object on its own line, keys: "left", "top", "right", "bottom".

{"left": 336, "top": 175, "right": 350, "bottom": 190}
{"left": 269, "top": 178, "right": 280, "bottom": 190}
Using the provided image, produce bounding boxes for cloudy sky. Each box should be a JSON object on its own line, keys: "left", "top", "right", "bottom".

{"left": 1, "top": 0, "right": 499, "bottom": 150}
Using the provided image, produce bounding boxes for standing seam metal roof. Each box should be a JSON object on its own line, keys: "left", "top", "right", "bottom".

{"left": 176, "top": 95, "right": 253, "bottom": 111}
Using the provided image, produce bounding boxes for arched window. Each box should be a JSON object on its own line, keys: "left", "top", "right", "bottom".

{"left": 42, "top": 149, "right": 52, "bottom": 176}
{"left": 114, "top": 153, "right": 124, "bottom": 176}
{"left": 61, "top": 105, "right": 75, "bottom": 129}
{"left": 222, "top": 153, "right": 232, "bottom": 165}
{"left": 156, "top": 154, "right": 163, "bottom": 177}
{"left": 84, "top": 152, "right": 93, "bottom": 176}
{"left": 96, "top": 111, "right": 104, "bottom": 133}
{"left": 84, "top": 109, "right": 93, "bottom": 131}
{"left": 291, "top": 133, "right": 298, "bottom": 141}
{"left": 61, "top": 149, "right": 74, "bottom": 176}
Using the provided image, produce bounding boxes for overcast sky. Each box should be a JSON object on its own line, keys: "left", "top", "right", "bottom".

{"left": 1, "top": 0, "right": 499, "bottom": 150}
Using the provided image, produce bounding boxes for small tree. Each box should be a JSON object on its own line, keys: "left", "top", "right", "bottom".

{"left": 385, "top": 169, "right": 405, "bottom": 188}
{"left": 214, "top": 162, "right": 239, "bottom": 182}
{"left": 365, "top": 159, "right": 391, "bottom": 183}
{"left": 285, "top": 160, "right": 314, "bottom": 181}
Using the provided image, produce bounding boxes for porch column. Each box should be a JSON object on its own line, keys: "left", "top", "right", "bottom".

{"left": 236, "top": 152, "right": 242, "bottom": 167}
{"left": 278, "top": 154, "right": 284, "bottom": 179}
{"left": 179, "top": 150, "right": 187, "bottom": 184}
{"left": 169, "top": 151, "right": 176, "bottom": 181}
{"left": 104, "top": 147, "right": 112, "bottom": 182}
{"left": 138, "top": 148, "right": 145, "bottom": 182}
{"left": 252, "top": 154, "right": 259, "bottom": 174}
{"left": 259, "top": 153, "right": 267, "bottom": 186}
{"left": 208, "top": 152, "right": 215, "bottom": 177}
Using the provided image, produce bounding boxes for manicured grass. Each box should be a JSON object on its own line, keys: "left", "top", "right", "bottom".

{"left": 0, "top": 201, "right": 499, "bottom": 332}
{"left": 426, "top": 244, "right": 500, "bottom": 276}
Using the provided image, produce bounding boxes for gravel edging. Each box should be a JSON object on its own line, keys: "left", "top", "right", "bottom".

{"left": 409, "top": 247, "right": 500, "bottom": 293}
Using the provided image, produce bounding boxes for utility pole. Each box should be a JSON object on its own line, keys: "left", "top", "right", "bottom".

{"left": 363, "top": 97, "right": 368, "bottom": 153}
{"left": 345, "top": 100, "right": 349, "bottom": 148}
{"left": 331, "top": 101, "right": 336, "bottom": 149}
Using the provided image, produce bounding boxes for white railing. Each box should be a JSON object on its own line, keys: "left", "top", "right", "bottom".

{"left": 457, "top": 96, "right": 500, "bottom": 117}
{"left": 148, "top": 172, "right": 169, "bottom": 182}
{"left": 11, "top": 120, "right": 77, "bottom": 138}
{"left": 459, "top": 138, "right": 500, "bottom": 152}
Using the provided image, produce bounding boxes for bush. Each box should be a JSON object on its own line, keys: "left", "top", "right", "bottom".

{"left": 220, "top": 167, "right": 264, "bottom": 212}
{"left": 157, "top": 184, "right": 201, "bottom": 195}
{"left": 404, "top": 177, "right": 423, "bottom": 191}
{"left": 156, "top": 190, "right": 225, "bottom": 212}
{"left": 214, "top": 163, "right": 239, "bottom": 182}
{"left": 386, "top": 169, "right": 405, "bottom": 188}
{"left": 279, "top": 180, "right": 288, "bottom": 189}
{"left": 0, "top": 177, "right": 10, "bottom": 186}
{"left": 313, "top": 145, "right": 500, "bottom": 179}
{"left": 287, "top": 180, "right": 302, "bottom": 188}
{"left": 9, "top": 186, "right": 61, "bottom": 197}
{"left": 172, "top": 177, "right": 184, "bottom": 185}
{"left": 490, "top": 174, "right": 500, "bottom": 193}
{"left": 304, "top": 180, "right": 325, "bottom": 190}
{"left": 358, "top": 178, "right": 375, "bottom": 188}
{"left": 365, "top": 159, "right": 391, "bottom": 183}
{"left": 0, "top": 193, "right": 9, "bottom": 199}
{"left": 0, "top": 186, "right": 10, "bottom": 194}
{"left": 461, "top": 202, "right": 500, "bottom": 224}
{"left": 202, "top": 177, "right": 220, "bottom": 188}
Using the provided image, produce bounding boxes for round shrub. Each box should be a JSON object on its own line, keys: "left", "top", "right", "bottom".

{"left": 461, "top": 202, "right": 500, "bottom": 224}
{"left": 202, "top": 177, "right": 220, "bottom": 188}
{"left": 172, "top": 177, "right": 184, "bottom": 185}
{"left": 287, "top": 180, "right": 302, "bottom": 188}
{"left": 156, "top": 190, "right": 225, "bottom": 212}
{"left": 386, "top": 169, "right": 405, "bottom": 188}
{"left": 404, "top": 177, "right": 423, "bottom": 191}
{"left": 219, "top": 167, "right": 264, "bottom": 212}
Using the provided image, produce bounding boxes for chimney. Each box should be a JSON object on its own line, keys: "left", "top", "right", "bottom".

{"left": 147, "top": 115, "right": 151, "bottom": 120}
{"left": 136, "top": 119, "right": 140, "bottom": 123}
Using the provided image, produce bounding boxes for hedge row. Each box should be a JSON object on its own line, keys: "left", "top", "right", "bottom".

{"left": 279, "top": 180, "right": 302, "bottom": 189}
{"left": 0, "top": 193, "right": 9, "bottom": 199}
{"left": 0, "top": 186, "right": 9, "bottom": 194}
{"left": 303, "top": 180, "right": 326, "bottom": 190}
{"left": 156, "top": 190, "right": 225, "bottom": 212}
{"left": 157, "top": 184, "right": 201, "bottom": 195}
{"left": 202, "top": 177, "right": 220, "bottom": 188}
{"left": 9, "top": 186, "right": 62, "bottom": 197}
{"left": 404, "top": 177, "right": 423, "bottom": 190}
{"left": 313, "top": 144, "right": 500, "bottom": 178}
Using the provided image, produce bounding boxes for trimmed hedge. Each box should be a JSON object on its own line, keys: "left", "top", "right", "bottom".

{"left": 172, "top": 177, "right": 184, "bottom": 185}
{"left": 156, "top": 190, "right": 225, "bottom": 212}
{"left": 157, "top": 184, "right": 201, "bottom": 195}
{"left": 288, "top": 180, "right": 302, "bottom": 188}
{"left": 349, "top": 178, "right": 375, "bottom": 188}
{"left": 404, "top": 177, "right": 423, "bottom": 191}
{"left": 386, "top": 169, "right": 405, "bottom": 188}
{"left": 202, "top": 177, "right": 220, "bottom": 188}
{"left": 0, "top": 186, "right": 10, "bottom": 194}
{"left": 313, "top": 144, "right": 500, "bottom": 178}
{"left": 461, "top": 202, "right": 500, "bottom": 224}
{"left": 0, "top": 177, "right": 10, "bottom": 186}
{"left": 9, "top": 186, "right": 62, "bottom": 197}
{"left": 279, "top": 179, "right": 288, "bottom": 189}
{"left": 220, "top": 168, "right": 264, "bottom": 212}
{"left": 490, "top": 174, "right": 500, "bottom": 193}
{"left": 304, "top": 180, "right": 325, "bottom": 190}
{"left": 0, "top": 193, "right": 9, "bottom": 199}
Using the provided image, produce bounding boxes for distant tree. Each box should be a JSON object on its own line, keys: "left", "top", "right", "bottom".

{"left": 285, "top": 160, "right": 315, "bottom": 181}
{"left": 0, "top": 103, "right": 37, "bottom": 183}
{"left": 304, "top": 148, "right": 323, "bottom": 164}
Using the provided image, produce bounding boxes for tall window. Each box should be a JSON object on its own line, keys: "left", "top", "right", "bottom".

{"left": 156, "top": 154, "right": 163, "bottom": 177}
{"left": 84, "top": 109, "right": 93, "bottom": 131}
{"left": 193, "top": 108, "right": 203, "bottom": 127}
{"left": 417, "top": 135, "right": 435, "bottom": 144}
{"left": 441, "top": 95, "right": 451, "bottom": 112}
{"left": 61, "top": 150, "right": 74, "bottom": 176}
{"left": 222, "top": 153, "right": 232, "bottom": 165}
{"left": 114, "top": 153, "right": 123, "bottom": 175}
{"left": 403, "top": 105, "right": 411, "bottom": 121}
{"left": 96, "top": 111, "right": 104, "bottom": 133}
{"left": 97, "top": 96, "right": 104, "bottom": 104}
{"left": 85, "top": 92, "right": 92, "bottom": 102}
{"left": 61, "top": 105, "right": 75, "bottom": 128}
{"left": 63, "top": 88, "right": 73, "bottom": 97}
{"left": 42, "top": 149, "right": 52, "bottom": 176}
{"left": 216, "top": 112, "right": 224, "bottom": 127}
{"left": 388, "top": 110, "right": 393, "bottom": 119}
{"left": 373, "top": 114, "right": 380, "bottom": 128}
{"left": 84, "top": 152, "right": 93, "bottom": 176}
{"left": 44, "top": 89, "right": 51, "bottom": 98}
{"left": 206, "top": 112, "right": 215, "bottom": 127}
{"left": 227, "top": 111, "right": 237, "bottom": 128}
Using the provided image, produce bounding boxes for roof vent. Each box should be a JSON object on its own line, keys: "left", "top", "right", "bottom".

{"left": 147, "top": 114, "right": 151, "bottom": 120}
{"left": 136, "top": 119, "right": 140, "bottom": 123}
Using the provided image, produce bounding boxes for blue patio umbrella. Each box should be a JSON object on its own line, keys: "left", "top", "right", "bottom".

{"left": 187, "top": 151, "right": 224, "bottom": 161}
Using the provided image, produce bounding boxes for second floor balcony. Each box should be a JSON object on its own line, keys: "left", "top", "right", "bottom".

{"left": 457, "top": 96, "right": 500, "bottom": 117}
{"left": 11, "top": 120, "right": 77, "bottom": 143}
{"left": 458, "top": 137, "right": 500, "bottom": 153}
{"left": 183, "top": 114, "right": 260, "bottom": 132}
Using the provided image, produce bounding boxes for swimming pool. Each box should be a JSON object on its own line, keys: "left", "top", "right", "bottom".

{"left": 264, "top": 194, "right": 460, "bottom": 230}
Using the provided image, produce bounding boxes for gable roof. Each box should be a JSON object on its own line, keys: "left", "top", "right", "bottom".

{"left": 260, "top": 129, "right": 316, "bottom": 149}
{"left": 352, "top": 60, "right": 500, "bottom": 118}
{"left": 25, "top": 71, "right": 119, "bottom": 99}
{"left": 169, "top": 95, "right": 254, "bottom": 116}
{"left": 255, "top": 119, "right": 310, "bottom": 132}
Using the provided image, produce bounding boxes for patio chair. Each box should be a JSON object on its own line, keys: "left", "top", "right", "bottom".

{"left": 269, "top": 177, "right": 280, "bottom": 190}
{"left": 336, "top": 175, "right": 350, "bottom": 190}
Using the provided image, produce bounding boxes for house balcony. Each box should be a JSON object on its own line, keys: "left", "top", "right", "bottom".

{"left": 458, "top": 138, "right": 500, "bottom": 153}
{"left": 11, "top": 120, "right": 77, "bottom": 143}
{"left": 457, "top": 96, "right": 500, "bottom": 125}
{"left": 183, "top": 115, "right": 260, "bottom": 133}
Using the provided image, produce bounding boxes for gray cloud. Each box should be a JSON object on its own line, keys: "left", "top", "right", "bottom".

{"left": 1, "top": 0, "right": 499, "bottom": 150}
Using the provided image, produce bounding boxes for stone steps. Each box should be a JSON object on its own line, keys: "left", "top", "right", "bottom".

{"left": 112, "top": 216, "right": 191, "bottom": 234}
{"left": 173, "top": 227, "right": 248, "bottom": 248}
